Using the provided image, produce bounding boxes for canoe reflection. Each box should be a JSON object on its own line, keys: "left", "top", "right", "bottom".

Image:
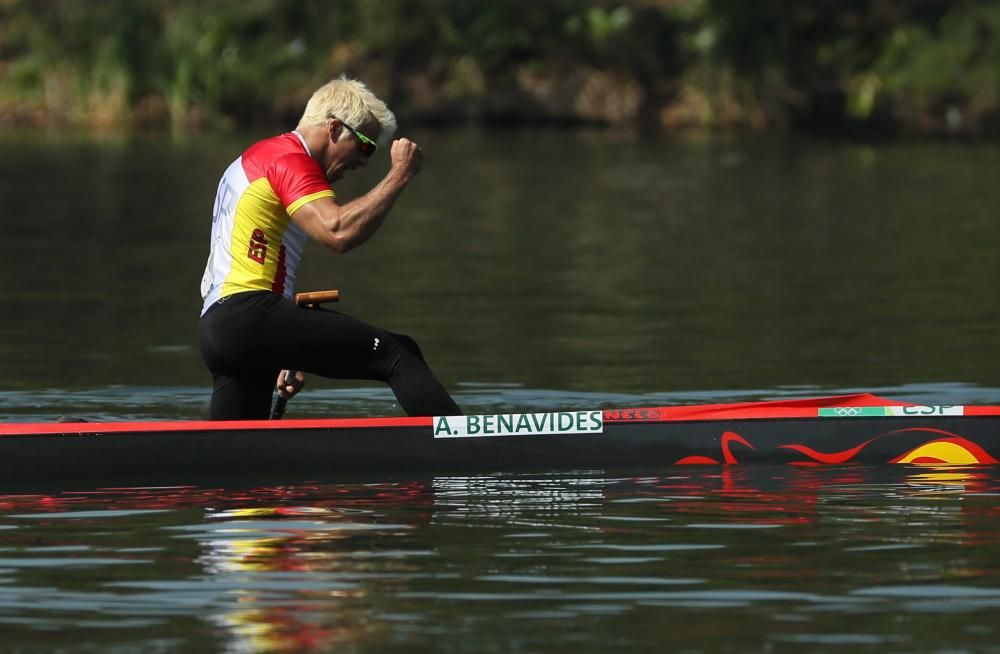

{"left": 0, "top": 466, "right": 997, "bottom": 652}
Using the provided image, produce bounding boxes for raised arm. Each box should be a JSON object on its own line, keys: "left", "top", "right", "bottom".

{"left": 291, "top": 138, "right": 423, "bottom": 253}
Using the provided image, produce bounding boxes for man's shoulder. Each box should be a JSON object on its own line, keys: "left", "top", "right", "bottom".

{"left": 242, "top": 133, "right": 317, "bottom": 180}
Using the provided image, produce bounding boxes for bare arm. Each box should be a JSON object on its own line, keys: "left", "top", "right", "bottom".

{"left": 291, "top": 138, "right": 423, "bottom": 253}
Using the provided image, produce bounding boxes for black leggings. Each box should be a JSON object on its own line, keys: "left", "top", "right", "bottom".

{"left": 197, "top": 291, "right": 461, "bottom": 420}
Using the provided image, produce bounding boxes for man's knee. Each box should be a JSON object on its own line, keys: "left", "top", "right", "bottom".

{"left": 391, "top": 333, "right": 424, "bottom": 360}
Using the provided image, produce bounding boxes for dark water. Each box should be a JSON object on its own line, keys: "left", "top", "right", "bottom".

{"left": 0, "top": 467, "right": 998, "bottom": 653}
{"left": 1, "top": 129, "right": 1000, "bottom": 420}
{"left": 1, "top": 129, "right": 1000, "bottom": 651}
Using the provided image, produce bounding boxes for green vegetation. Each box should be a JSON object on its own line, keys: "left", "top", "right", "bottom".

{"left": 1, "top": 0, "right": 997, "bottom": 136}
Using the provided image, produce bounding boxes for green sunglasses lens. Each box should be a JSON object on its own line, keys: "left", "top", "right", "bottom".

{"left": 342, "top": 121, "right": 377, "bottom": 156}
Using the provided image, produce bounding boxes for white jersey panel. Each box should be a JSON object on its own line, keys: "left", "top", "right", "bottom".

{"left": 200, "top": 157, "right": 250, "bottom": 315}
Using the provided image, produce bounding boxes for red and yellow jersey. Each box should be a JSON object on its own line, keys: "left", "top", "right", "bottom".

{"left": 200, "top": 132, "right": 334, "bottom": 315}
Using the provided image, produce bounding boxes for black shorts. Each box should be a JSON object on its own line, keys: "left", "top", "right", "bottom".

{"left": 197, "top": 291, "right": 460, "bottom": 420}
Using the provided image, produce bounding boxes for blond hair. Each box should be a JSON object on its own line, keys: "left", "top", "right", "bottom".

{"left": 297, "top": 77, "right": 397, "bottom": 145}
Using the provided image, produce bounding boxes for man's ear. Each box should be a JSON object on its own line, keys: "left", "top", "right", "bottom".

{"left": 328, "top": 119, "right": 343, "bottom": 142}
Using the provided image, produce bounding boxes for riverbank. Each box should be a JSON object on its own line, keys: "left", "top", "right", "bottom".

{"left": 2, "top": 1, "right": 998, "bottom": 137}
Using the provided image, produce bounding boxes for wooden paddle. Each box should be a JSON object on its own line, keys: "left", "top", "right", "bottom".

{"left": 270, "top": 289, "right": 340, "bottom": 420}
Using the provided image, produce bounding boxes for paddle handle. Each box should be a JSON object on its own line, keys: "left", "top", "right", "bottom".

{"left": 295, "top": 289, "right": 339, "bottom": 306}
{"left": 270, "top": 369, "right": 298, "bottom": 420}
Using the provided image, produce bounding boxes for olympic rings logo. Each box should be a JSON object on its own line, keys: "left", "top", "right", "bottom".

{"left": 832, "top": 407, "right": 866, "bottom": 416}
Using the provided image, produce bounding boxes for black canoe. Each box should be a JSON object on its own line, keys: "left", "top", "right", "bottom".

{"left": 1, "top": 393, "right": 998, "bottom": 482}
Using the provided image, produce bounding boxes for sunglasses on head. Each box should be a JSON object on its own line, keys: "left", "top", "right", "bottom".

{"left": 333, "top": 117, "right": 377, "bottom": 157}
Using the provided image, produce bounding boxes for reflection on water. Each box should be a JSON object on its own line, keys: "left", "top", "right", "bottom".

{"left": 0, "top": 467, "right": 998, "bottom": 652}
{"left": 432, "top": 473, "right": 605, "bottom": 530}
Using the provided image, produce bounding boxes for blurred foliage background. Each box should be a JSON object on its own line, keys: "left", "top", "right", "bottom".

{"left": 1, "top": 0, "right": 998, "bottom": 136}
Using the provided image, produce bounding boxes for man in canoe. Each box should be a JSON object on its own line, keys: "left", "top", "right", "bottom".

{"left": 198, "top": 77, "right": 461, "bottom": 420}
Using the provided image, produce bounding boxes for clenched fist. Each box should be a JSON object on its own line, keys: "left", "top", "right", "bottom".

{"left": 390, "top": 138, "right": 423, "bottom": 180}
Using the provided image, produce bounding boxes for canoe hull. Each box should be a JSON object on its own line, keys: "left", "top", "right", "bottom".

{"left": 1, "top": 414, "right": 998, "bottom": 482}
